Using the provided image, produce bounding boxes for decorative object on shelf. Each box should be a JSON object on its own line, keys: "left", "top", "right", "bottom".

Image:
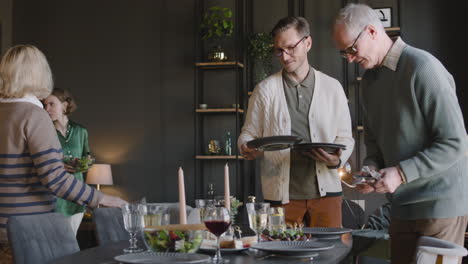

{"left": 200, "top": 6, "right": 234, "bottom": 62}
{"left": 248, "top": 32, "right": 274, "bottom": 85}
{"left": 86, "top": 164, "right": 113, "bottom": 191}
{"left": 208, "top": 139, "right": 222, "bottom": 155}
{"left": 373, "top": 7, "right": 392, "bottom": 28}
{"left": 199, "top": 103, "right": 208, "bottom": 109}
{"left": 207, "top": 46, "right": 228, "bottom": 62}
{"left": 224, "top": 131, "right": 232, "bottom": 155}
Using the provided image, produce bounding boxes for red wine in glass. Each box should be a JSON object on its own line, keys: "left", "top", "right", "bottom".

{"left": 204, "top": 220, "right": 231, "bottom": 236}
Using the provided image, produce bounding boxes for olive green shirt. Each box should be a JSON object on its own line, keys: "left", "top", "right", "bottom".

{"left": 55, "top": 120, "right": 90, "bottom": 216}
{"left": 282, "top": 67, "right": 320, "bottom": 200}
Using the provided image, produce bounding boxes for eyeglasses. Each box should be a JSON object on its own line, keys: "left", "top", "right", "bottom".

{"left": 273, "top": 36, "right": 308, "bottom": 57}
{"left": 339, "top": 28, "right": 366, "bottom": 58}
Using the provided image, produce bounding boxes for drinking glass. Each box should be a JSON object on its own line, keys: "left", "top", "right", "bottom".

{"left": 246, "top": 202, "right": 270, "bottom": 242}
{"left": 195, "top": 199, "right": 215, "bottom": 223}
{"left": 142, "top": 204, "right": 164, "bottom": 227}
{"left": 121, "top": 203, "right": 145, "bottom": 253}
{"left": 268, "top": 207, "right": 286, "bottom": 233}
{"left": 203, "top": 207, "right": 231, "bottom": 263}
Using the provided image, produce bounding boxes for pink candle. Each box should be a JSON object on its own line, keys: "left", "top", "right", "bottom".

{"left": 224, "top": 163, "right": 230, "bottom": 212}
{"left": 178, "top": 167, "right": 187, "bottom": 224}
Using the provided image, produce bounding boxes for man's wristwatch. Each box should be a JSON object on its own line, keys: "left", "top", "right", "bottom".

{"left": 327, "top": 159, "right": 342, "bottom": 169}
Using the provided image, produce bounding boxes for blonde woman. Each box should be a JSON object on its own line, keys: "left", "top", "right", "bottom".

{"left": 0, "top": 45, "right": 126, "bottom": 263}
{"left": 43, "top": 88, "right": 91, "bottom": 235}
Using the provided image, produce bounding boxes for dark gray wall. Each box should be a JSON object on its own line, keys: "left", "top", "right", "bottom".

{"left": 11, "top": 0, "right": 467, "bottom": 218}
{"left": 13, "top": 0, "right": 196, "bottom": 203}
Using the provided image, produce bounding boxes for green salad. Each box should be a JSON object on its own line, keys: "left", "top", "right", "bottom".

{"left": 261, "top": 228, "right": 311, "bottom": 241}
{"left": 143, "top": 230, "right": 203, "bottom": 253}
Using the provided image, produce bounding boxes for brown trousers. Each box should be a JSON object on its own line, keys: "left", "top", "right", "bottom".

{"left": 282, "top": 196, "right": 342, "bottom": 227}
{"left": 389, "top": 215, "right": 468, "bottom": 264}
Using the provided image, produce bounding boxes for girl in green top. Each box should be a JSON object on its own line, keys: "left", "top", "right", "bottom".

{"left": 43, "top": 88, "right": 90, "bottom": 235}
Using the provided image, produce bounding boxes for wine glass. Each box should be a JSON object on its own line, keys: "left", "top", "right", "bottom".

{"left": 246, "top": 202, "right": 270, "bottom": 242}
{"left": 203, "top": 207, "right": 231, "bottom": 263}
{"left": 121, "top": 203, "right": 145, "bottom": 253}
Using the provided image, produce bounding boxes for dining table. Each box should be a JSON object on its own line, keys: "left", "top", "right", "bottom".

{"left": 51, "top": 233, "right": 353, "bottom": 264}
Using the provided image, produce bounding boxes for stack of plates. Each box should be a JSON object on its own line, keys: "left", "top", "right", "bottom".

{"left": 114, "top": 252, "right": 211, "bottom": 264}
{"left": 302, "top": 227, "right": 353, "bottom": 239}
{"left": 246, "top": 136, "right": 346, "bottom": 154}
{"left": 247, "top": 136, "right": 302, "bottom": 151}
{"left": 250, "top": 240, "right": 334, "bottom": 258}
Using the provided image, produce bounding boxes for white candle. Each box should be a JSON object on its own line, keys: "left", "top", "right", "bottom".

{"left": 178, "top": 167, "right": 187, "bottom": 224}
{"left": 224, "top": 163, "right": 230, "bottom": 212}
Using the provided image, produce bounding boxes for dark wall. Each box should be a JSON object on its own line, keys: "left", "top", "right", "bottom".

{"left": 11, "top": 0, "right": 467, "bottom": 216}
{"left": 13, "top": 0, "right": 196, "bottom": 203}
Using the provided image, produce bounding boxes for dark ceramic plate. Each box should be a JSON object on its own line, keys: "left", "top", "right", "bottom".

{"left": 251, "top": 240, "right": 334, "bottom": 255}
{"left": 302, "top": 227, "right": 353, "bottom": 239}
{"left": 247, "top": 136, "right": 303, "bottom": 151}
{"left": 292, "top": 143, "right": 346, "bottom": 154}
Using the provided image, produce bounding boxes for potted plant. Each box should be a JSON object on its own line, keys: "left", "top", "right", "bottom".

{"left": 200, "top": 6, "right": 234, "bottom": 62}
{"left": 248, "top": 32, "right": 274, "bottom": 84}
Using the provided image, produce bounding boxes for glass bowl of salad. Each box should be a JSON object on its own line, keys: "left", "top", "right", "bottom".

{"left": 142, "top": 224, "right": 205, "bottom": 253}
{"left": 63, "top": 155, "right": 95, "bottom": 173}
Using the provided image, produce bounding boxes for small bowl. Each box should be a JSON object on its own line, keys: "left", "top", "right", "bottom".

{"left": 199, "top": 104, "right": 208, "bottom": 109}
{"left": 143, "top": 224, "right": 206, "bottom": 253}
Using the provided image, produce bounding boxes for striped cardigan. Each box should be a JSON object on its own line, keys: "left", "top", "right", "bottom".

{"left": 0, "top": 100, "right": 103, "bottom": 242}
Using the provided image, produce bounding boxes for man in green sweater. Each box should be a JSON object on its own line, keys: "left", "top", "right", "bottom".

{"left": 333, "top": 3, "right": 468, "bottom": 263}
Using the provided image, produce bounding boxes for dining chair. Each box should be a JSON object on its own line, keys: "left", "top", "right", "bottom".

{"left": 416, "top": 236, "right": 468, "bottom": 264}
{"left": 7, "top": 212, "right": 80, "bottom": 264}
{"left": 93, "top": 204, "right": 197, "bottom": 246}
{"left": 93, "top": 207, "right": 130, "bottom": 246}
{"left": 342, "top": 199, "right": 365, "bottom": 229}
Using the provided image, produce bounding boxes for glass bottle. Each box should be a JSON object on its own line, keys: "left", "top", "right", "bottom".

{"left": 224, "top": 131, "right": 232, "bottom": 156}
{"left": 207, "top": 183, "right": 215, "bottom": 200}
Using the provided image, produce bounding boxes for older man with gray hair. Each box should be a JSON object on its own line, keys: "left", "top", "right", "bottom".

{"left": 333, "top": 3, "right": 468, "bottom": 263}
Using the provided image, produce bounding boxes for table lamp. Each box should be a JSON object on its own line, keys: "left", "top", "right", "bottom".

{"left": 86, "top": 164, "right": 113, "bottom": 191}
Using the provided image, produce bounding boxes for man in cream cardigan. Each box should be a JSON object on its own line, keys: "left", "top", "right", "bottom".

{"left": 238, "top": 16, "right": 354, "bottom": 227}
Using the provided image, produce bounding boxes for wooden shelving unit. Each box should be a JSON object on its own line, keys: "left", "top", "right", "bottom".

{"left": 196, "top": 155, "right": 244, "bottom": 160}
{"left": 196, "top": 108, "right": 244, "bottom": 113}
{"left": 195, "top": 61, "right": 244, "bottom": 69}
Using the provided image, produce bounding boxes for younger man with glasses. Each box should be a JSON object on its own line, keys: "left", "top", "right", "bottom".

{"left": 238, "top": 16, "right": 354, "bottom": 228}
{"left": 333, "top": 3, "right": 468, "bottom": 263}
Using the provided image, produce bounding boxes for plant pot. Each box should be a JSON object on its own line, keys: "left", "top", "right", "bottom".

{"left": 208, "top": 46, "right": 228, "bottom": 62}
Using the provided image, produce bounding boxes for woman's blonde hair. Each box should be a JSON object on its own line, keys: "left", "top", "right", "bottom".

{"left": 0, "top": 44, "right": 53, "bottom": 99}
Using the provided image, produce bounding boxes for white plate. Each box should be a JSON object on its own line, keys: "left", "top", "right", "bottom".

{"left": 114, "top": 252, "right": 211, "bottom": 263}
{"left": 251, "top": 240, "right": 334, "bottom": 256}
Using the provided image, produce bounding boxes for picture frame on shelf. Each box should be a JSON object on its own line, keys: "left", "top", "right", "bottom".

{"left": 374, "top": 7, "right": 392, "bottom": 28}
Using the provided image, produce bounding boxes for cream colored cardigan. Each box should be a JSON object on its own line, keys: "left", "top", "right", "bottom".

{"left": 238, "top": 69, "right": 354, "bottom": 204}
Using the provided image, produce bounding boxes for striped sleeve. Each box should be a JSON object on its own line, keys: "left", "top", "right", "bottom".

{"left": 24, "top": 109, "right": 103, "bottom": 207}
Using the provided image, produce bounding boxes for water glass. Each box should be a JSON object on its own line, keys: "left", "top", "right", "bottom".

{"left": 142, "top": 204, "right": 164, "bottom": 227}
{"left": 246, "top": 202, "right": 270, "bottom": 242}
{"left": 268, "top": 207, "right": 286, "bottom": 233}
{"left": 195, "top": 199, "right": 215, "bottom": 223}
{"left": 121, "top": 203, "right": 145, "bottom": 253}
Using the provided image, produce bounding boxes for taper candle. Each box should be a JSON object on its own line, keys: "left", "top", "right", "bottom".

{"left": 224, "top": 163, "right": 230, "bottom": 212}
{"left": 178, "top": 167, "right": 187, "bottom": 224}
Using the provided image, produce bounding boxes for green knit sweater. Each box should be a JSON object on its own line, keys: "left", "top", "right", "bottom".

{"left": 361, "top": 44, "right": 468, "bottom": 220}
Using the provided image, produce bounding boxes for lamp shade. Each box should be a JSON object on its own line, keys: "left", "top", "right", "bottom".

{"left": 86, "top": 164, "right": 113, "bottom": 185}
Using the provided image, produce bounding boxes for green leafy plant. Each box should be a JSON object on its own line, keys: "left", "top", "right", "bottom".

{"left": 248, "top": 33, "right": 274, "bottom": 84}
{"left": 200, "top": 6, "right": 234, "bottom": 41}
{"left": 248, "top": 33, "right": 273, "bottom": 62}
